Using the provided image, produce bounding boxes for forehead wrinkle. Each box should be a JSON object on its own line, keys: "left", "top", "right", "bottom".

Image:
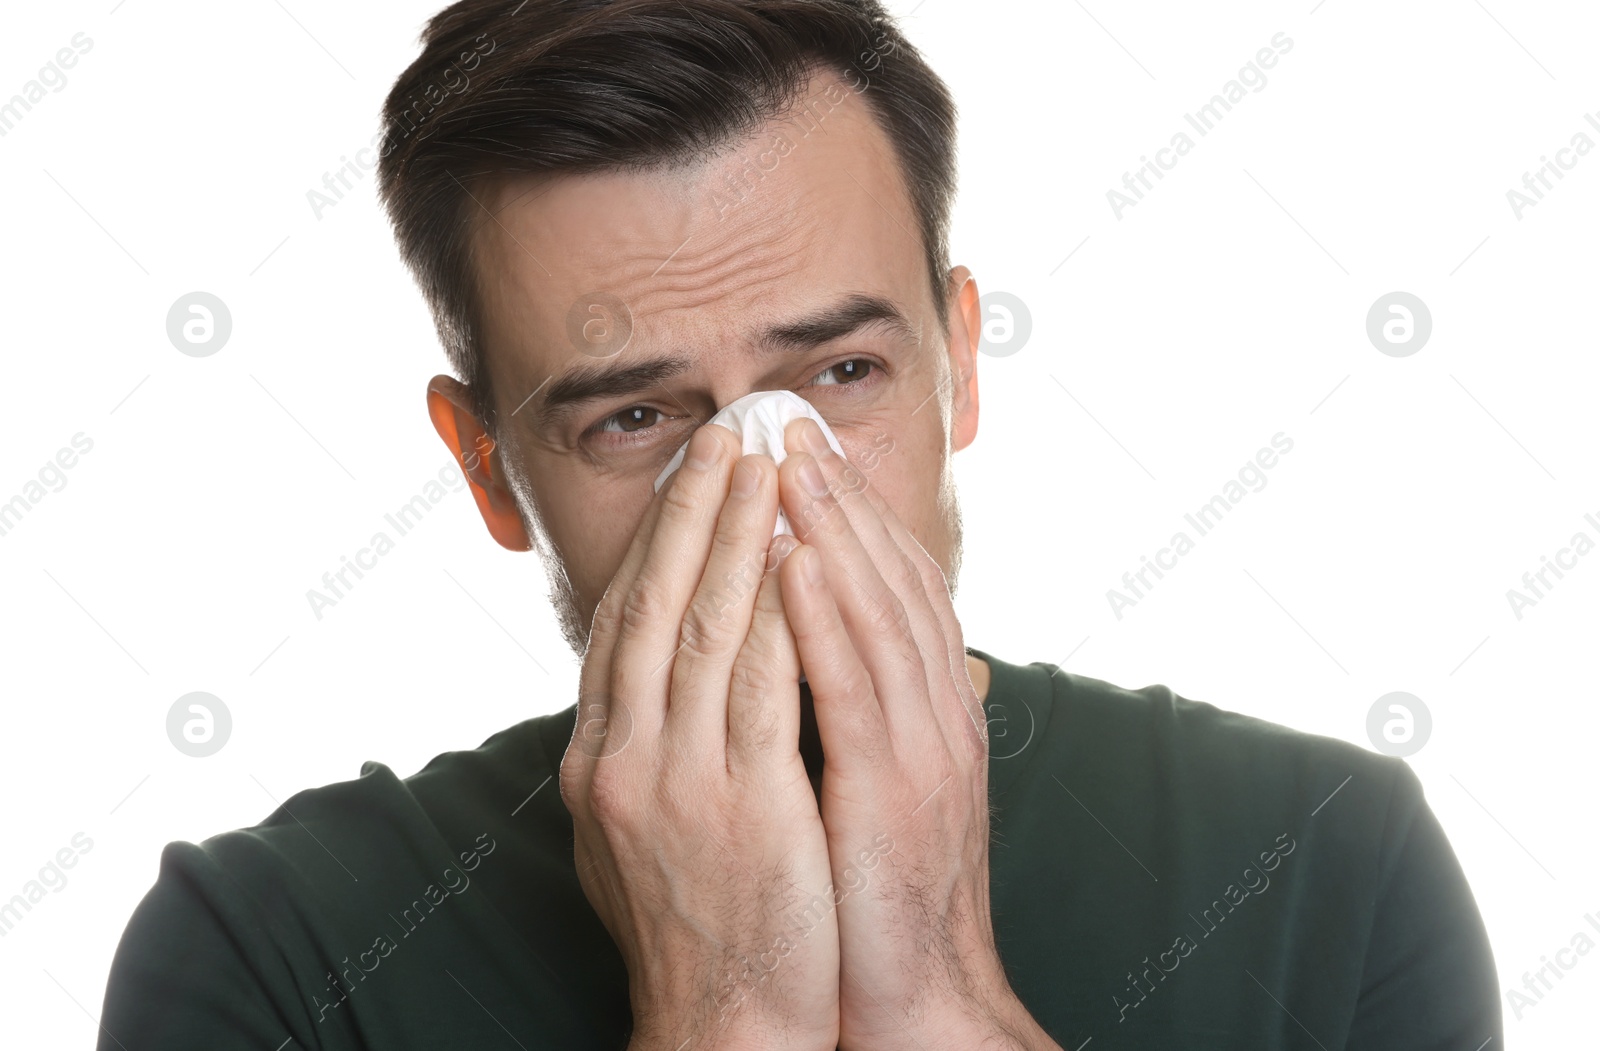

{"left": 479, "top": 205, "right": 810, "bottom": 425}
{"left": 624, "top": 219, "right": 808, "bottom": 328}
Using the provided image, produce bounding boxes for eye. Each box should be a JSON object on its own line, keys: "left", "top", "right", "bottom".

{"left": 594, "top": 406, "right": 667, "bottom": 434}
{"left": 808, "top": 359, "right": 875, "bottom": 387}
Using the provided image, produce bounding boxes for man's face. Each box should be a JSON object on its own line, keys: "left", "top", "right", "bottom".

{"left": 445, "top": 69, "right": 981, "bottom": 654}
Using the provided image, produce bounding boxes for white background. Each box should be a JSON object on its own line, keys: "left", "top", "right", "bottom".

{"left": 1, "top": 0, "right": 1596, "bottom": 1046}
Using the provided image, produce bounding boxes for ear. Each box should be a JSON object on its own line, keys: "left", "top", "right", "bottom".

{"left": 425, "top": 376, "right": 531, "bottom": 552}
{"left": 945, "top": 265, "right": 981, "bottom": 453}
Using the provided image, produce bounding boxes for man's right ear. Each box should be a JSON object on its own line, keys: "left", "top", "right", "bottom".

{"left": 426, "top": 375, "right": 532, "bottom": 552}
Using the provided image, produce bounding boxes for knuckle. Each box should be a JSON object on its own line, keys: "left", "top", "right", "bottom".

{"left": 915, "top": 547, "right": 949, "bottom": 591}
{"left": 557, "top": 754, "right": 585, "bottom": 812}
{"left": 741, "top": 599, "right": 796, "bottom": 672}
{"left": 860, "top": 587, "right": 913, "bottom": 641}
{"left": 728, "top": 653, "right": 776, "bottom": 700}
{"left": 584, "top": 766, "right": 634, "bottom": 826}
{"left": 834, "top": 703, "right": 882, "bottom": 760}
{"left": 619, "top": 576, "right": 667, "bottom": 636}
{"left": 731, "top": 703, "right": 780, "bottom": 754}
{"left": 960, "top": 714, "right": 989, "bottom": 763}
{"left": 660, "top": 469, "right": 704, "bottom": 517}
{"left": 593, "top": 583, "right": 628, "bottom": 633}
{"left": 679, "top": 601, "right": 731, "bottom": 660}
{"left": 825, "top": 654, "right": 874, "bottom": 703}
{"left": 888, "top": 551, "right": 923, "bottom": 599}
{"left": 727, "top": 669, "right": 783, "bottom": 752}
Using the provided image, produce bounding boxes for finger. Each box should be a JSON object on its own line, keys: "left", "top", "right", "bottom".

{"left": 569, "top": 466, "right": 678, "bottom": 786}
{"left": 724, "top": 533, "right": 804, "bottom": 775}
{"left": 783, "top": 419, "right": 949, "bottom": 672}
{"left": 778, "top": 544, "right": 887, "bottom": 772}
{"left": 786, "top": 419, "right": 981, "bottom": 746}
{"left": 585, "top": 473, "right": 671, "bottom": 660}
{"left": 663, "top": 453, "right": 783, "bottom": 756}
{"left": 777, "top": 449, "right": 939, "bottom": 751}
{"left": 852, "top": 487, "right": 986, "bottom": 746}
{"left": 605, "top": 422, "right": 743, "bottom": 744}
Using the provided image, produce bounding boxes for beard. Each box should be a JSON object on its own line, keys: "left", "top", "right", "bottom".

{"left": 541, "top": 542, "right": 592, "bottom": 659}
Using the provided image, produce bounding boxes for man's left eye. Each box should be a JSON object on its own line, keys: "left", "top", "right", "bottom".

{"left": 808, "top": 359, "right": 874, "bottom": 386}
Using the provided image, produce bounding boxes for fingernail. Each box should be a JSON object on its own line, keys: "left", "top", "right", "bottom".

{"left": 802, "top": 545, "right": 824, "bottom": 585}
{"left": 731, "top": 457, "right": 759, "bottom": 496}
{"left": 766, "top": 534, "right": 798, "bottom": 572}
{"left": 801, "top": 417, "right": 831, "bottom": 457}
{"left": 685, "top": 427, "right": 722, "bottom": 471}
{"left": 798, "top": 455, "right": 828, "bottom": 497}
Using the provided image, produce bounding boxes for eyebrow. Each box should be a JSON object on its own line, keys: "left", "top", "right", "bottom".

{"left": 534, "top": 293, "right": 919, "bottom": 429}
{"left": 535, "top": 356, "right": 694, "bottom": 429}
{"left": 758, "top": 293, "right": 919, "bottom": 354}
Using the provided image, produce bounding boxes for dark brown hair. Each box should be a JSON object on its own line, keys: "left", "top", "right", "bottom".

{"left": 376, "top": 0, "right": 958, "bottom": 433}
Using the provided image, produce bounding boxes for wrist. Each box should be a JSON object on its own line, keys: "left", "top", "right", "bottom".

{"left": 846, "top": 974, "right": 1054, "bottom": 1051}
{"left": 629, "top": 991, "right": 837, "bottom": 1051}
{"left": 630, "top": 1018, "right": 835, "bottom": 1051}
{"left": 631, "top": 1034, "right": 833, "bottom": 1051}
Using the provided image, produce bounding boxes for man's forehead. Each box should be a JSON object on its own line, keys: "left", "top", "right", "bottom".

{"left": 476, "top": 74, "right": 913, "bottom": 278}
{"left": 467, "top": 72, "right": 924, "bottom": 409}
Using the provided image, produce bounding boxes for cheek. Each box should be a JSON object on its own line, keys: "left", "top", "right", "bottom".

{"left": 536, "top": 469, "right": 654, "bottom": 603}
{"left": 838, "top": 429, "right": 939, "bottom": 540}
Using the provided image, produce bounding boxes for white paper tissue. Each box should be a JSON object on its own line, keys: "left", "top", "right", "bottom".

{"left": 653, "top": 389, "right": 846, "bottom": 538}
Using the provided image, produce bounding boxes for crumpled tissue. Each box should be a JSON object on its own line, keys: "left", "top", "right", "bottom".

{"left": 654, "top": 390, "right": 847, "bottom": 538}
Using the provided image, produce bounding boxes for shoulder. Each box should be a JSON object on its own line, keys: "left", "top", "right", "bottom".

{"left": 115, "top": 708, "right": 581, "bottom": 960}
{"left": 102, "top": 707, "right": 583, "bottom": 1044}
{"left": 987, "top": 653, "right": 1498, "bottom": 1044}
{"left": 977, "top": 649, "right": 1424, "bottom": 877}
{"left": 192, "top": 708, "right": 571, "bottom": 883}
{"left": 1014, "top": 661, "right": 1464, "bottom": 942}
{"left": 1042, "top": 664, "right": 1412, "bottom": 821}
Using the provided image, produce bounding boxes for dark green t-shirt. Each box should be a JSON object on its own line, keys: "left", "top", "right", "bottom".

{"left": 98, "top": 648, "right": 1501, "bottom": 1049}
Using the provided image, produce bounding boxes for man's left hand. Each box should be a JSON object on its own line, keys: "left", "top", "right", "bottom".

{"left": 774, "top": 417, "right": 1060, "bottom": 1051}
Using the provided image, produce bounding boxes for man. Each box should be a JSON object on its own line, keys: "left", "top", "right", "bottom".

{"left": 100, "top": 1, "right": 1501, "bottom": 1048}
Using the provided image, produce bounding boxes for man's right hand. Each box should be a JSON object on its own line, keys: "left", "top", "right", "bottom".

{"left": 560, "top": 423, "right": 840, "bottom": 1051}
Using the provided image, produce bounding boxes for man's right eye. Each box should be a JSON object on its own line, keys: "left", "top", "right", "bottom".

{"left": 594, "top": 406, "right": 665, "bottom": 434}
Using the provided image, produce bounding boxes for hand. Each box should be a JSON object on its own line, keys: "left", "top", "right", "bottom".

{"left": 560, "top": 423, "right": 840, "bottom": 1051}
{"left": 774, "top": 417, "right": 1055, "bottom": 1051}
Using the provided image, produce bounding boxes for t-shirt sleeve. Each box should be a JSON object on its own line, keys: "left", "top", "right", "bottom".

{"left": 98, "top": 839, "right": 316, "bottom": 1051}
{"left": 1344, "top": 759, "right": 1502, "bottom": 1050}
